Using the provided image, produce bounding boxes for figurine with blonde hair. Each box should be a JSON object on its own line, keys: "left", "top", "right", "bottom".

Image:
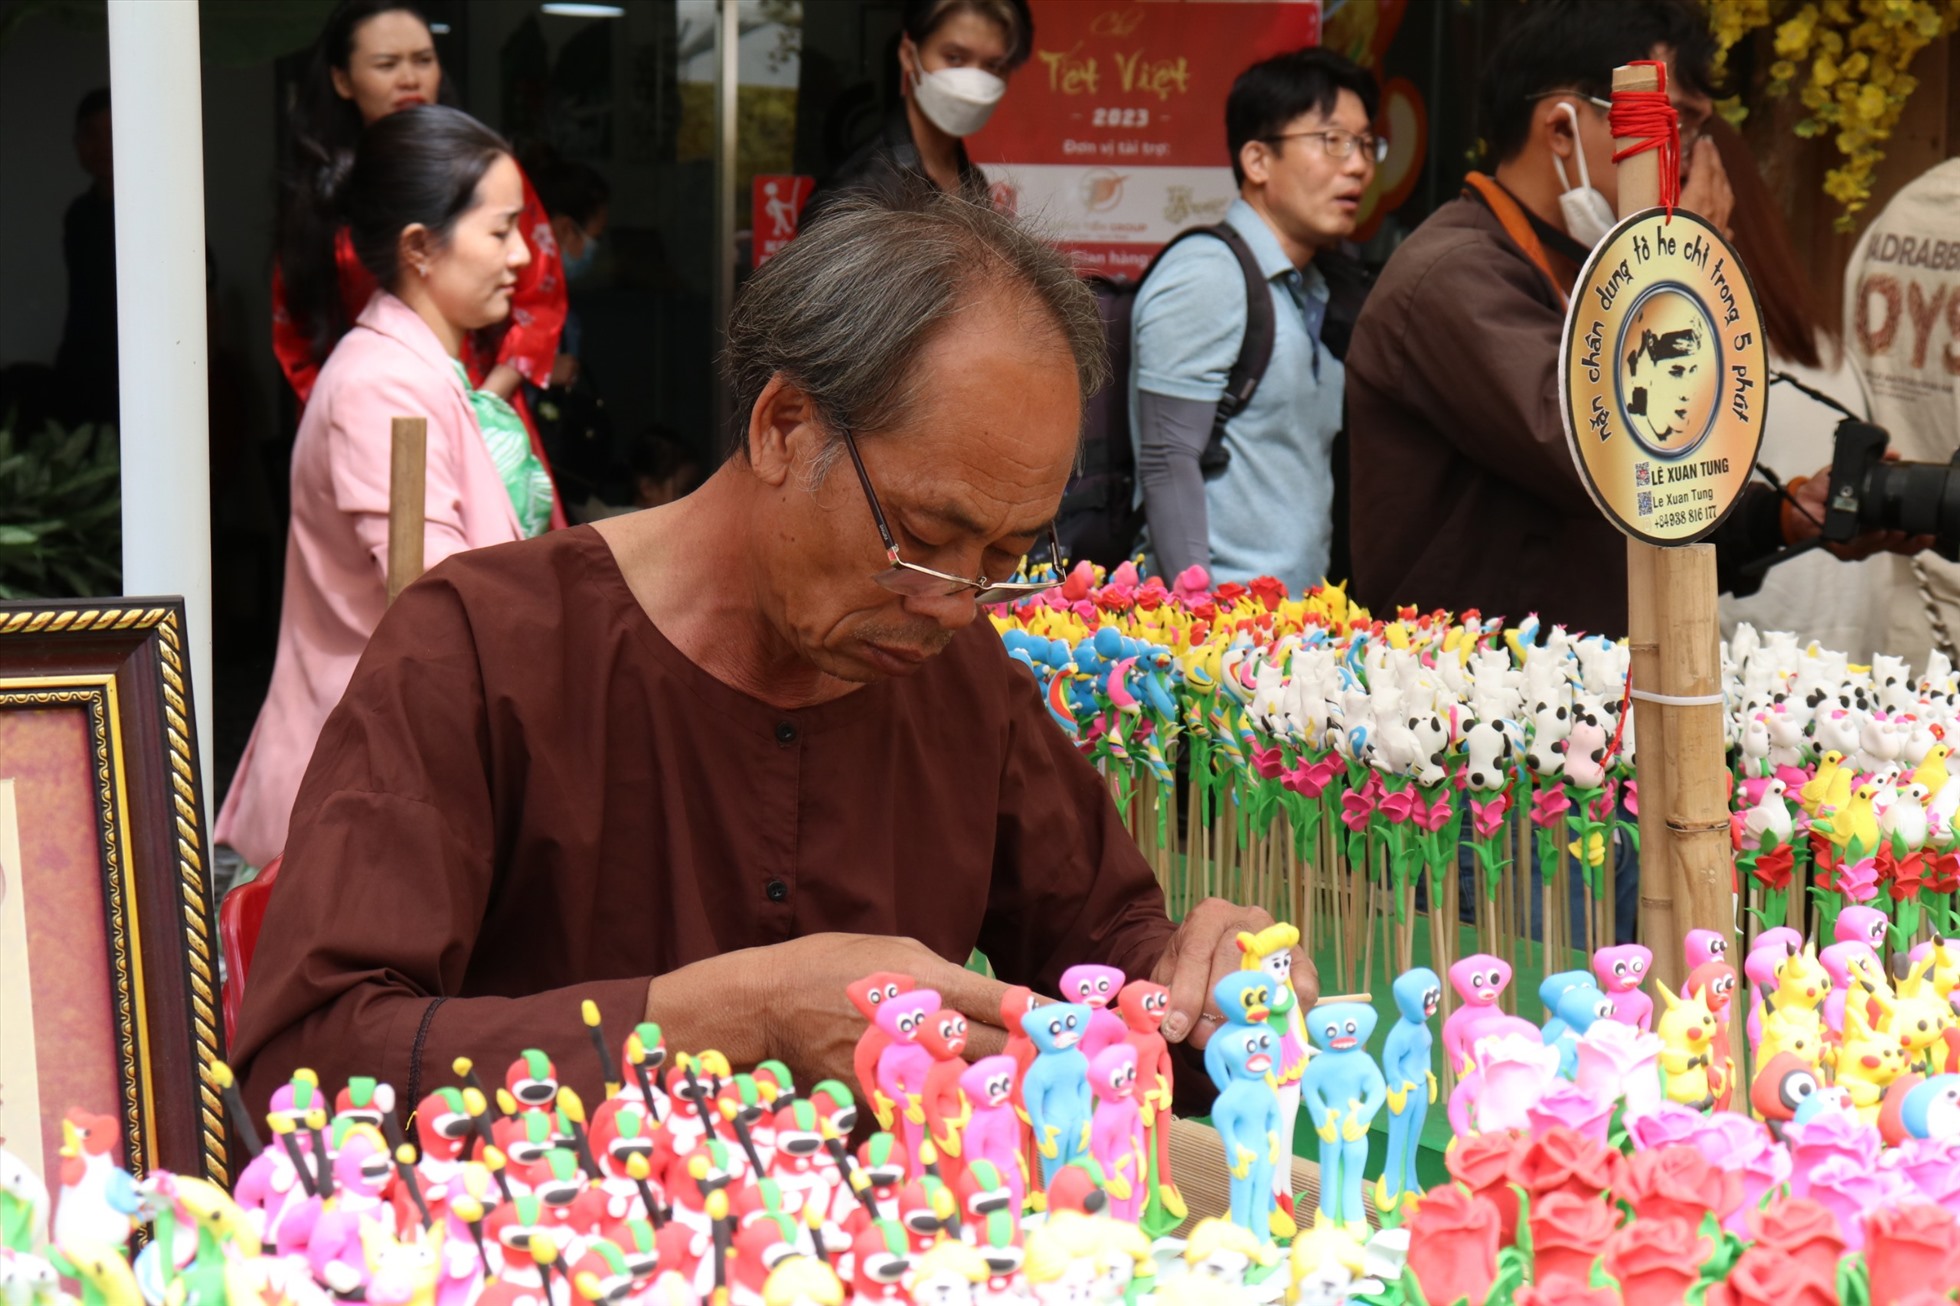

{"left": 1236, "top": 924, "right": 1309, "bottom": 1225}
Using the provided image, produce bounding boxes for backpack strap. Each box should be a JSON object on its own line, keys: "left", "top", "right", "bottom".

{"left": 1199, "top": 222, "right": 1275, "bottom": 473}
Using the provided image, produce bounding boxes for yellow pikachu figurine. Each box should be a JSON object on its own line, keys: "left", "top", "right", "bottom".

{"left": 1879, "top": 956, "right": 1955, "bottom": 1075}
{"left": 1754, "top": 944, "right": 1830, "bottom": 1074}
{"left": 1833, "top": 980, "right": 1912, "bottom": 1124}
{"left": 1655, "top": 980, "right": 1718, "bottom": 1110}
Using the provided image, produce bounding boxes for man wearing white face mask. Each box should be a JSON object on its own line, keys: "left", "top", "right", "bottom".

{"left": 1342, "top": 0, "right": 1844, "bottom": 640}
{"left": 802, "top": 0, "right": 1031, "bottom": 227}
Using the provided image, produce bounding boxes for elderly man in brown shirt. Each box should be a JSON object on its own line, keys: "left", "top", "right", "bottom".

{"left": 232, "top": 191, "right": 1304, "bottom": 1113}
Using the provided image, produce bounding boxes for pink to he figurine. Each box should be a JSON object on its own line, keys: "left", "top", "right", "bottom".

{"left": 1685, "top": 929, "right": 1729, "bottom": 973}
{"left": 1059, "top": 964, "right": 1129, "bottom": 1060}
{"left": 849, "top": 973, "right": 916, "bottom": 1128}
{"left": 1443, "top": 954, "right": 1515, "bottom": 1073}
{"left": 873, "top": 989, "right": 942, "bottom": 1168}
{"left": 1837, "top": 905, "right": 1891, "bottom": 955}
{"left": 304, "top": 1123, "right": 401, "bottom": 1298}
{"left": 1087, "top": 1045, "right": 1147, "bottom": 1223}
{"left": 1592, "top": 943, "right": 1655, "bottom": 1031}
{"left": 957, "top": 1057, "right": 1025, "bottom": 1217}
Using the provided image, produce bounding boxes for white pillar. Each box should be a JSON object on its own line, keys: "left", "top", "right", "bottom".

{"left": 108, "top": 0, "right": 213, "bottom": 813}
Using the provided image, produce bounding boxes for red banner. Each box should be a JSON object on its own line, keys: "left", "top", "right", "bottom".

{"left": 967, "top": 0, "right": 1322, "bottom": 276}
{"left": 752, "top": 175, "right": 815, "bottom": 269}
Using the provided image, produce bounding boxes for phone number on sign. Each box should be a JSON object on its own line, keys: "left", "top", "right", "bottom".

{"left": 1090, "top": 107, "right": 1152, "bottom": 128}
{"left": 1652, "top": 505, "right": 1716, "bottom": 530}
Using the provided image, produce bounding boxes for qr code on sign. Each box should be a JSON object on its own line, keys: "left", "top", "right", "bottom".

{"left": 1634, "top": 463, "right": 1651, "bottom": 487}
{"left": 1637, "top": 491, "right": 1654, "bottom": 516}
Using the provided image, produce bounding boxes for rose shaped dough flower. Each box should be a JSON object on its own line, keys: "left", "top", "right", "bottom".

{"left": 1526, "top": 1081, "right": 1614, "bottom": 1145}
{"left": 1473, "top": 1033, "right": 1562, "bottom": 1135}
{"left": 1785, "top": 1108, "right": 1884, "bottom": 1181}
{"left": 1602, "top": 1217, "right": 1710, "bottom": 1306}
{"left": 1865, "top": 1203, "right": 1960, "bottom": 1306}
{"left": 1620, "top": 1144, "right": 1744, "bottom": 1226}
{"left": 1573, "top": 1017, "right": 1664, "bottom": 1120}
{"left": 1727, "top": 1137, "right": 1794, "bottom": 1236}
{"left": 1446, "top": 1131, "right": 1524, "bottom": 1244}
{"left": 1405, "top": 1184, "right": 1500, "bottom": 1306}
{"left": 1517, "top": 1278, "right": 1621, "bottom": 1306}
{"left": 1507, "top": 1126, "right": 1622, "bottom": 1206}
{"left": 1705, "top": 1246, "right": 1841, "bottom": 1306}
{"left": 1802, "top": 1151, "right": 1907, "bottom": 1251}
{"left": 1528, "top": 1192, "right": 1617, "bottom": 1287}
{"left": 1886, "top": 1136, "right": 1960, "bottom": 1216}
{"left": 1625, "top": 1101, "right": 1711, "bottom": 1154}
{"left": 1747, "top": 1197, "right": 1846, "bottom": 1283}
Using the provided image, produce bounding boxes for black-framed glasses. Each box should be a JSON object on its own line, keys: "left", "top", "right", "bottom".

{"left": 1262, "top": 128, "right": 1388, "bottom": 163}
{"left": 839, "top": 427, "right": 1065, "bottom": 600}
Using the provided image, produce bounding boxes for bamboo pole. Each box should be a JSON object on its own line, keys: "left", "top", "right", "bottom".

{"left": 387, "top": 416, "right": 428, "bottom": 605}
{"left": 1657, "top": 544, "right": 1736, "bottom": 965}
{"left": 1612, "top": 63, "right": 1684, "bottom": 987}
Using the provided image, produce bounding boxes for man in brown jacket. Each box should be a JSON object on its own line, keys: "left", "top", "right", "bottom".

{"left": 1346, "top": 0, "right": 1840, "bottom": 636}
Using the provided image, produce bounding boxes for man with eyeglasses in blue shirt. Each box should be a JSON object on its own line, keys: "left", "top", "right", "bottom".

{"left": 1129, "top": 48, "right": 1381, "bottom": 594}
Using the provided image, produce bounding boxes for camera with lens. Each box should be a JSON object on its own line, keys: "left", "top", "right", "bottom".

{"left": 1822, "top": 418, "right": 1960, "bottom": 562}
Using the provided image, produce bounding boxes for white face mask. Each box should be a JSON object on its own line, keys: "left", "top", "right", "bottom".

{"left": 910, "top": 63, "right": 1007, "bottom": 138}
{"left": 1552, "top": 102, "right": 1617, "bottom": 249}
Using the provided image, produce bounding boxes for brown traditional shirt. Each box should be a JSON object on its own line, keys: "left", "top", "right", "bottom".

{"left": 232, "top": 527, "right": 1176, "bottom": 1110}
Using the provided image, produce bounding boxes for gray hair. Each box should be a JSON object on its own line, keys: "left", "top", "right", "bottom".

{"left": 721, "top": 187, "right": 1109, "bottom": 464}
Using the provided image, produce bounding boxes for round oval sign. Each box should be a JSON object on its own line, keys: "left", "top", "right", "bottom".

{"left": 1559, "top": 208, "right": 1767, "bottom": 545}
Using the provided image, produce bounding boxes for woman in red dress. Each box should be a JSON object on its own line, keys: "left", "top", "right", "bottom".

{"left": 274, "top": 0, "right": 568, "bottom": 525}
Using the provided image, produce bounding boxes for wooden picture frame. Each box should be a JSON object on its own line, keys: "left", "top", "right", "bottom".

{"left": 0, "top": 598, "right": 225, "bottom": 1186}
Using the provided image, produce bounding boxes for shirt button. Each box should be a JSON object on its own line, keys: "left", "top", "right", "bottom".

{"left": 774, "top": 721, "right": 798, "bottom": 745}
{"left": 765, "top": 879, "right": 789, "bottom": 903}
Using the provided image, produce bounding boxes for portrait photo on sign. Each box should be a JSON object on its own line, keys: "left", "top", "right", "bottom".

{"left": 1619, "top": 286, "right": 1720, "bottom": 457}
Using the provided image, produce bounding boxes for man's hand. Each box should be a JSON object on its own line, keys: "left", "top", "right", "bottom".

{"left": 1786, "top": 463, "right": 1935, "bottom": 560}
{"left": 1150, "top": 898, "right": 1315, "bottom": 1047}
{"left": 642, "top": 933, "right": 1007, "bottom": 1091}
{"left": 1680, "top": 136, "right": 1733, "bottom": 240}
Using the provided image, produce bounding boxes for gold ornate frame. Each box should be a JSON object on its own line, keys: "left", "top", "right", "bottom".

{"left": 0, "top": 600, "right": 225, "bottom": 1182}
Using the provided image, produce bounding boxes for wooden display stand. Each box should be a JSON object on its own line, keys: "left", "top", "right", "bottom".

{"left": 1612, "top": 64, "right": 1735, "bottom": 991}
{"left": 388, "top": 415, "right": 427, "bottom": 606}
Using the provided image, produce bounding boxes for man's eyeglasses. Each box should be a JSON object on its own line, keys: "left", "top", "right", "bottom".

{"left": 1261, "top": 128, "right": 1388, "bottom": 164}
{"left": 839, "top": 427, "right": 1064, "bottom": 600}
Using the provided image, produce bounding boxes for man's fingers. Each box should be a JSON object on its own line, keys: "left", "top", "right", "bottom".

{"left": 962, "top": 1020, "right": 1008, "bottom": 1062}
{"left": 915, "top": 951, "right": 1012, "bottom": 1029}
{"left": 1155, "top": 926, "right": 1211, "bottom": 1045}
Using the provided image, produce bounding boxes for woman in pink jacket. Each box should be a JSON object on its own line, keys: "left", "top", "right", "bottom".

{"left": 217, "top": 106, "right": 554, "bottom": 869}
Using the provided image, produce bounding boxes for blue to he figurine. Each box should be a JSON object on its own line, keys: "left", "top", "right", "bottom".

{"left": 1376, "top": 969, "right": 1439, "bottom": 1214}
{"left": 1538, "top": 969, "right": 1602, "bottom": 1044}
{"left": 1208, "top": 1019, "right": 1283, "bottom": 1246}
{"left": 1549, "top": 983, "right": 1618, "bottom": 1079}
{"left": 1205, "top": 971, "right": 1275, "bottom": 1091}
{"left": 1020, "top": 1002, "right": 1094, "bottom": 1187}
{"left": 1297, "top": 1002, "right": 1386, "bottom": 1239}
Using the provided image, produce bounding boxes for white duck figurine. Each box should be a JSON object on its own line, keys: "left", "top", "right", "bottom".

{"left": 0, "top": 1149, "right": 49, "bottom": 1256}
{"left": 1742, "top": 777, "right": 1795, "bottom": 849}
{"left": 1881, "top": 782, "right": 1932, "bottom": 852}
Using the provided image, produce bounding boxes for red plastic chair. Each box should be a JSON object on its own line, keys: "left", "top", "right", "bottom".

{"left": 219, "top": 854, "right": 282, "bottom": 1046}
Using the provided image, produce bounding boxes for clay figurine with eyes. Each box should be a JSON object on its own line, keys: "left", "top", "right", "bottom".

{"left": 1116, "top": 979, "right": 1185, "bottom": 1236}
{"left": 1549, "top": 984, "right": 1618, "bottom": 1079}
{"left": 848, "top": 974, "right": 916, "bottom": 1130}
{"left": 1443, "top": 954, "right": 1514, "bottom": 1073}
{"left": 1206, "top": 1021, "right": 1284, "bottom": 1245}
{"left": 1377, "top": 968, "right": 1439, "bottom": 1213}
{"left": 1086, "top": 1045, "right": 1147, "bottom": 1223}
{"left": 957, "top": 1057, "right": 1024, "bottom": 1217}
{"left": 1538, "top": 969, "right": 1601, "bottom": 1044}
{"left": 1297, "top": 1002, "right": 1384, "bottom": 1240}
{"left": 1592, "top": 943, "right": 1655, "bottom": 1031}
{"left": 1059, "top": 964, "right": 1129, "bottom": 1060}
{"left": 873, "top": 989, "right": 942, "bottom": 1169}
{"left": 1235, "top": 924, "right": 1310, "bottom": 1235}
{"left": 1019, "top": 1003, "right": 1094, "bottom": 1188}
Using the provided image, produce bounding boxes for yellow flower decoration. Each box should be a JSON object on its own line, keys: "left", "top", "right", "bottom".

{"left": 1708, "top": 0, "right": 1960, "bottom": 227}
{"left": 1568, "top": 831, "right": 1610, "bottom": 870}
